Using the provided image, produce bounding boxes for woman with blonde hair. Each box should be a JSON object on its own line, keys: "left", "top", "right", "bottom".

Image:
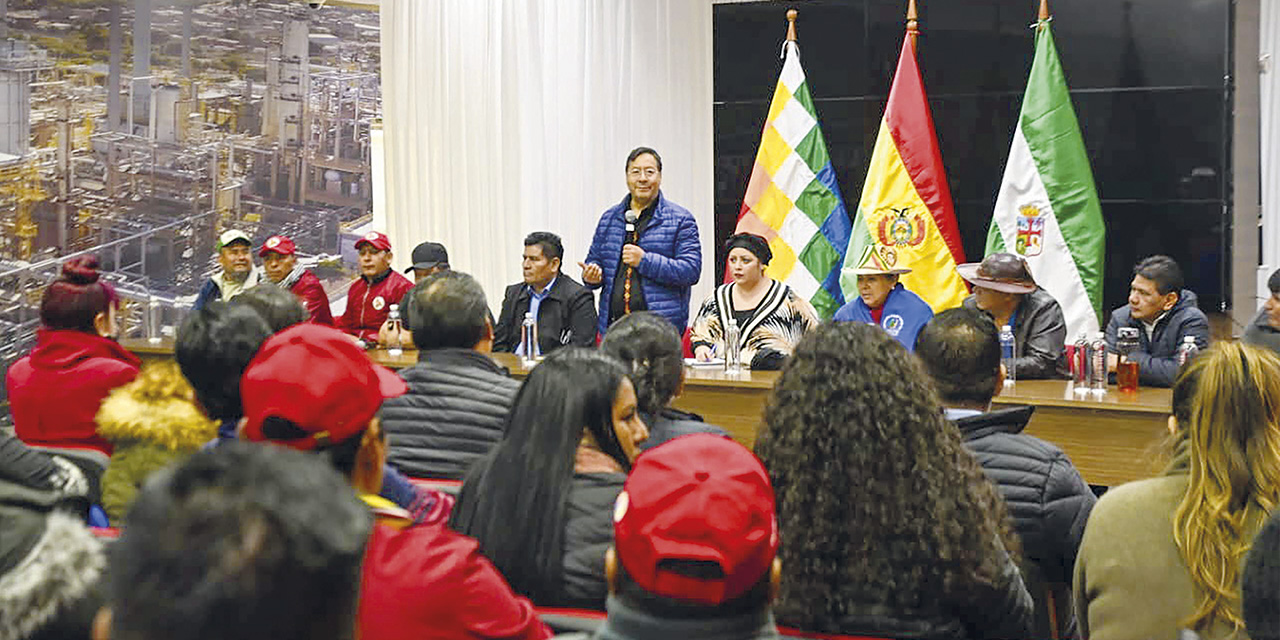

{"left": 1075, "top": 341, "right": 1280, "bottom": 639}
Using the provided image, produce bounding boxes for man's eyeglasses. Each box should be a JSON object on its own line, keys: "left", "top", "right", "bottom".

{"left": 627, "top": 167, "right": 659, "bottom": 178}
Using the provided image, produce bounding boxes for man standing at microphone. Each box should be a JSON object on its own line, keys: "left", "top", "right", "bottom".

{"left": 580, "top": 147, "right": 702, "bottom": 337}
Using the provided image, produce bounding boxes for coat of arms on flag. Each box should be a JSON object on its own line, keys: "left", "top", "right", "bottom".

{"left": 1015, "top": 204, "right": 1046, "bottom": 257}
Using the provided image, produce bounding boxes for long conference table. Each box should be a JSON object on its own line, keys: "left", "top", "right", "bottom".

{"left": 123, "top": 339, "right": 1173, "bottom": 488}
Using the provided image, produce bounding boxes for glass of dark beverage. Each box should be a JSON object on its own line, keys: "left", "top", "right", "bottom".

{"left": 1117, "top": 360, "right": 1139, "bottom": 392}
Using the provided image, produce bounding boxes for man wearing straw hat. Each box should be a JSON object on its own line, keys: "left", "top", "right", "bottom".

{"left": 956, "top": 252, "right": 1068, "bottom": 379}
{"left": 833, "top": 244, "right": 933, "bottom": 351}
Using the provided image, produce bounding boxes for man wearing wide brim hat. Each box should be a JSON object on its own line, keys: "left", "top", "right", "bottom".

{"left": 957, "top": 252, "right": 1068, "bottom": 379}
{"left": 833, "top": 244, "right": 934, "bottom": 352}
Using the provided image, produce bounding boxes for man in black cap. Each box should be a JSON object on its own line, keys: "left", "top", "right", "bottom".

{"left": 379, "top": 241, "right": 451, "bottom": 348}
{"left": 405, "top": 241, "right": 451, "bottom": 283}
{"left": 956, "top": 252, "right": 1068, "bottom": 379}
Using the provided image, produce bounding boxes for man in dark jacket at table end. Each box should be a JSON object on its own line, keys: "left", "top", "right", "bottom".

{"left": 1104, "top": 255, "right": 1210, "bottom": 387}
{"left": 494, "top": 231, "right": 597, "bottom": 356}
{"left": 381, "top": 271, "right": 519, "bottom": 481}
{"left": 1243, "top": 266, "right": 1280, "bottom": 355}
{"left": 957, "top": 252, "right": 1067, "bottom": 379}
{"left": 917, "top": 307, "right": 1096, "bottom": 640}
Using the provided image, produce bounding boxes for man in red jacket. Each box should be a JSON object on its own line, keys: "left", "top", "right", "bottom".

{"left": 259, "top": 234, "right": 334, "bottom": 325}
{"left": 240, "top": 324, "right": 552, "bottom": 640}
{"left": 338, "top": 231, "right": 414, "bottom": 345}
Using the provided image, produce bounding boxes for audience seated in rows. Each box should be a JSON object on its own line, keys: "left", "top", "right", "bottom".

{"left": 338, "top": 231, "right": 414, "bottom": 344}
{"left": 98, "top": 442, "right": 369, "bottom": 640}
{"left": 240, "top": 324, "right": 550, "bottom": 640}
{"left": 0, "top": 435, "right": 102, "bottom": 640}
{"left": 598, "top": 312, "right": 727, "bottom": 450}
{"left": 589, "top": 434, "right": 782, "bottom": 640}
{"left": 755, "top": 321, "right": 1033, "bottom": 639}
{"left": 689, "top": 233, "right": 819, "bottom": 370}
{"left": 957, "top": 252, "right": 1068, "bottom": 379}
{"left": 381, "top": 270, "right": 520, "bottom": 480}
{"left": 1104, "top": 255, "right": 1210, "bottom": 387}
{"left": 94, "top": 360, "right": 217, "bottom": 524}
{"left": 7, "top": 256, "right": 140, "bottom": 455}
{"left": 494, "top": 231, "right": 598, "bottom": 356}
{"left": 174, "top": 298, "right": 447, "bottom": 523}
{"left": 451, "top": 348, "right": 649, "bottom": 610}
{"left": 917, "top": 307, "right": 1096, "bottom": 638}
{"left": 1074, "top": 342, "right": 1280, "bottom": 640}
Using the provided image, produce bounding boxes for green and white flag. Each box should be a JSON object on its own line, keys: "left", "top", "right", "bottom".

{"left": 988, "top": 20, "right": 1105, "bottom": 340}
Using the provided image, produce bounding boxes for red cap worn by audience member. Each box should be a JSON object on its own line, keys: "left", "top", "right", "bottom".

{"left": 258, "top": 235, "right": 297, "bottom": 257}
{"left": 355, "top": 231, "right": 392, "bottom": 252}
{"left": 240, "top": 324, "right": 406, "bottom": 450}
{"left": 613, "top": 434, "right": 778, "bottom": 606}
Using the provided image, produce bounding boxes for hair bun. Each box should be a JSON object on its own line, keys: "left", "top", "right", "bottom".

{"left": 61, "top": 256, "right": 101, "bottom": 285}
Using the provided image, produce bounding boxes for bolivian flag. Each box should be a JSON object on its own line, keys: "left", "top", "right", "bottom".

{"left": 734, "top": 32, "right": 852, "bottom": 319}
{"left": 841, "top": 29, "right": 968, "bottom": 312}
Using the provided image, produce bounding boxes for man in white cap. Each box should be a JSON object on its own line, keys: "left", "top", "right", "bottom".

{"left": 956, "top": 252, "right": 1067, "bottom": 379}
{"left": 833, "top": 244, "right": 933, "bottom": 351}
{"left": 193, "top": 229, "right": 263, "bottom": 310}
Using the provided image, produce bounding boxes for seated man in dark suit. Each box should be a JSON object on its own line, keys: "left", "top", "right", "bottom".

{"left": 494, "top": 232, "right": 598, "bottom": 356}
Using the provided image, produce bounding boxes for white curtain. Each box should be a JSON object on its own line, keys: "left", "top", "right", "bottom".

{"left": 378, "top": 0, "right": 715, "bottom": 323}
{"left": 1261, "top": 0, "right": 1280, "bottom": 297}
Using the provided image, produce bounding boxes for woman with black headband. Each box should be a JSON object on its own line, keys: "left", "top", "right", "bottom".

{"left": 689, "top": 233, "right": 820, "bottom": 370}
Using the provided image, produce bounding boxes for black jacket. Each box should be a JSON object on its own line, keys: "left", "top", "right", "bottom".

{"left": 638, "top": 408, "right": 728, "bottom": 452}
{"left": 494, "top": 275, "right": 598, "bottom": 355}
{"left": 1243, "top": 307, "right": 1280, "bottom": 355}
{"left": 381, "top": 349, "right": 520, "bottom": 480}
{"left": 1105, "top": 289, "right": 1210, "bottom": 387}
{"left": 963, "top": 288, "right": 1068, "bottom": 379}
{"left": 561, "top": 472, "right": 626, "bottom": 610}
{"left": 952, "top": 406, "right": 1096, "bottom": 639}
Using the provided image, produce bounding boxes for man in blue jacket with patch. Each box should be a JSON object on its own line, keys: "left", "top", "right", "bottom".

{"left": 580, "top": 147, "right": 701, "bottom": 337}
{"left": 833, "top": 244, "right": 933, "bottom": 351}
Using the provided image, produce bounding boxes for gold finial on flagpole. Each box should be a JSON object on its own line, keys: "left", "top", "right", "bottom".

{"left": 786, "top": 9, "right": 798, "bottom": 42}
{"left": 1038, "top": 0, "right": 1050, "bottom": 27}
{"left": 907, "top": 0, "right": 919, "bottom": 39}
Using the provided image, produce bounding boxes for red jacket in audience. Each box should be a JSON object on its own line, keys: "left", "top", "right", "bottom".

{"left": 6, "top": 329, "right": 140, "bottom": 455}
{"left": 338, "top": 269, "right": 414, "bottom": 343}
{"left": 359, "top": 517, "right": 552, "bottom": 640}
{"left": 290, "top": 269, "right": 335, "bottom": 325}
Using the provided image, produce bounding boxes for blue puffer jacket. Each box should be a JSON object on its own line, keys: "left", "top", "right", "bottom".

{"left": 584, "top": 192, "right": 701, "bottom": 335}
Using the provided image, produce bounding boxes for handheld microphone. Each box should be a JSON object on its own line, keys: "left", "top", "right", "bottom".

{"left": 625, "top": 209, "right": 638, "bottom": 235}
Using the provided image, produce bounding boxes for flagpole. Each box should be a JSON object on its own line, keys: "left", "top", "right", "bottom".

{"left": 786, "top": 8, "right": 797, "bottom": 42}
{"left": 907, "top": 0, "right": 919, "bottom": 43}
{"left": 1038, "top": 0, "right": 1050, "bottom": 30}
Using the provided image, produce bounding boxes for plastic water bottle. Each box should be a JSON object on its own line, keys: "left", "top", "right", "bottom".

{"left": 520, "top": 312, "right": 539, "bottom": 367}
{"left": 1177, "top": 336, "right": 1200, "bottom": 368}
{"left": 724, "top": 317, "right": 743, "bottom": 374}
{"left": 999, "top": 325, "right": 1016, "bottom": 385}
{"left": 1089, "top": 331, "right": 1108, "bottom": 394}
{"left": 1072, "top": 332, "right": 1089, "bottom": 393}
{"left": 386, "top": 304, "right": 403, "bottom": 357}
{"left": 146, "top": 295, "right": 162, "bottom": 343}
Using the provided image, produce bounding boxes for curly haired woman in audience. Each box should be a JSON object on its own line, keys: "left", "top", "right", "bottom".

{"left": 599, "top": 312, "right": 727, "bottom": 450}
{"left": 1075, "top": 342, "right": 1280, "bottom": 640}
{"left": 450, "top": 347, "right": 649, "bottom": 609}
{"left": 754, "top": 322, "right": 1033, "bottom": 639}
{"left": 6, "top": 256, "right": 139, "bottom": 455}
